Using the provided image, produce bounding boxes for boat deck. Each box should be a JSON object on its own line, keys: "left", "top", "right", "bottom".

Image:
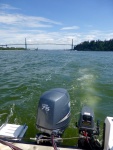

{"left": 0, "top": 123, "right": 82, "bottom": 150}
{"left": 0, "top": 142, "right": 82, "bottom": 150}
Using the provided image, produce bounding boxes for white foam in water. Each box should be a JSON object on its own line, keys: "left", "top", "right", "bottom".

{"left": 0, "top": 113, "right": 7, "bottom": 117}
{"left": 5, "top": 104, "right": 15, "bottom": 124}
{"left": 77, "top": 68, "right": 101, "bottom": 108}
{"left": 77, "top": 74, "right": 94, "bottom": 81}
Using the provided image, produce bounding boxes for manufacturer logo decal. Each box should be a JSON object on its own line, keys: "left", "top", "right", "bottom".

{"left": 42, "top": 104, "right": 50, "bottom": 113}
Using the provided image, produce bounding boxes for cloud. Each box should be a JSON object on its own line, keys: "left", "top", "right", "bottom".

{"left": 0, "top": 4, "right": 19, "bottom": 10}
{"left": 0, "top": 12, "right": 62, "bottom": 28}
{"left": 61, "top": 26, "right": 80, "bottom": 30}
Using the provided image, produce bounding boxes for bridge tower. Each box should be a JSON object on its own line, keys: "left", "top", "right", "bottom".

{"left": 71, "top": 39, "right": 74, "bottom": 50}
{"left": 25, "top": 38, "right": 27, "bottom": 50}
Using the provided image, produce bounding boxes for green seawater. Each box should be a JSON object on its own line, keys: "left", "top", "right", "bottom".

{"left": 0, "top": 50, "right": 113, "bottom": 146}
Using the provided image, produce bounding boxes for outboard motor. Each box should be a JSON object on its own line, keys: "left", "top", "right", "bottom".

{"left": 36, "top": 88, "right": 70, "bottom": 145}
{"left": 78, "top": 106, "right": 95, "bottom": 135}
{"left": 76, "top": 106, "right": 101, "bottom": 150}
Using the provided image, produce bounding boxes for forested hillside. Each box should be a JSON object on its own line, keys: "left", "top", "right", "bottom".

{"left": 74, "top": 39, "right": 113, "bottom": 51}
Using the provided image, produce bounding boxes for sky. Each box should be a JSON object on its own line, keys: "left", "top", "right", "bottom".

{"left": 0, "top": 0, "right": 113, "bottom": 49}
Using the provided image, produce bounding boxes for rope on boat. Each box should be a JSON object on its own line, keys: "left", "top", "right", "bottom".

{"left": 51, "top": 134, "right": 59, "bottom": 150}
{"left": 83, "top": 131, "right": 93, "bottom": 150}
{"left": 0, "top": 139, "right": 22, "bottom": 150}
{"left": 2, "top": 136, "right": 79, "bottom": 141}
{"left": 30, "top": 136, "right": 79, "bottom": 142}
{"left": 61, "top": 136, "right": 79, "bottom": 140}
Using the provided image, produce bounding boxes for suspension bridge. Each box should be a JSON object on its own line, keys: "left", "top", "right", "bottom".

{"left": 0, "top": 39, "right": 74, "bottom": 50}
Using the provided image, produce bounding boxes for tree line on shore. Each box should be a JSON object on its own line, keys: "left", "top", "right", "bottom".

{"left": 74, "top": 39, "right": 113, "bottom": 51}
{"left": 0, "top": 47, "right": 25, "bottom": 50}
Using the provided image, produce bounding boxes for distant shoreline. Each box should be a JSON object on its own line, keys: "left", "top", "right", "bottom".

{"left": 0, "top": 47, "right": 25, "bottom": 50}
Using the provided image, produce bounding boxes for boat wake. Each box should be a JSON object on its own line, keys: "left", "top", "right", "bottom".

{"left": 77, "top": 68, "right": 101, "bottom": 108}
